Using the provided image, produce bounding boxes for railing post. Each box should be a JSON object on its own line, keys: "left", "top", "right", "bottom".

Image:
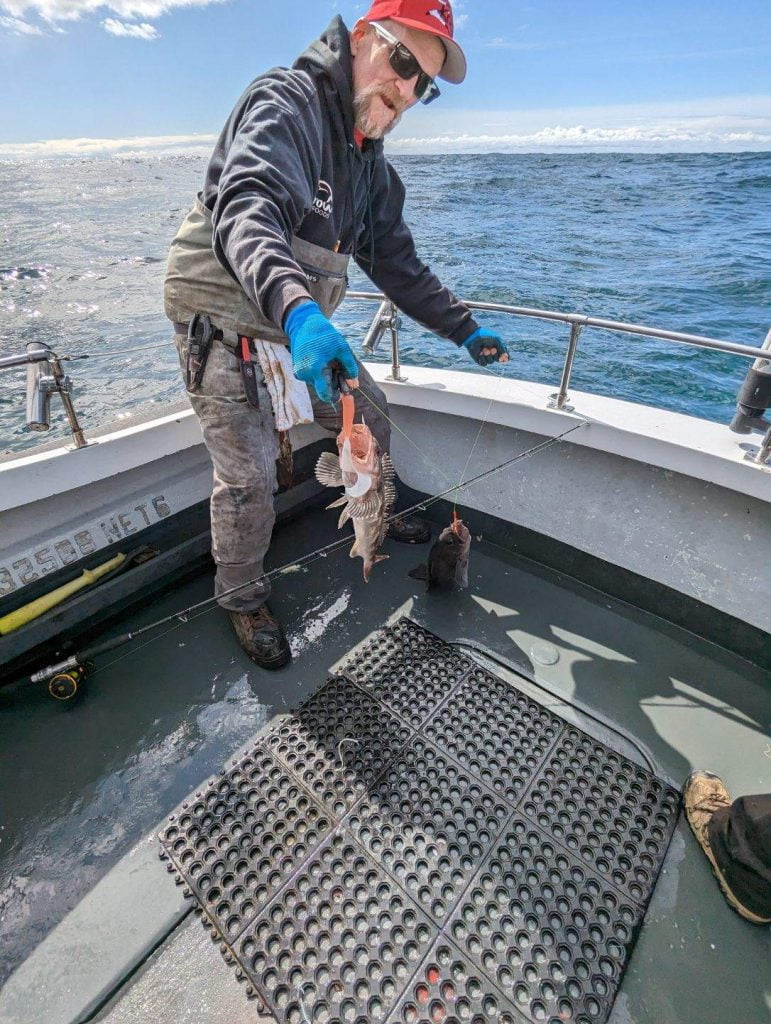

{"left": 384, "top": 302, "right": 406, "bottom": 382}
{"left": 754, "top": 426, "right": 771, "bottom": 466}
{"left": 549, "top": 318, "right": 585, "bottom": 411}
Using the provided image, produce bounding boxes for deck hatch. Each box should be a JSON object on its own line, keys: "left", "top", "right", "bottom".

{"left": 159, "top": 617, "right": 680, "bottom": 1024}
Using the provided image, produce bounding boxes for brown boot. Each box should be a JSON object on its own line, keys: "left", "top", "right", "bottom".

{"left": 227, "top": 604, "right": 291, "bottom": 670}
{"left": 683, "top": 770, "right": 770, "bottom": 925}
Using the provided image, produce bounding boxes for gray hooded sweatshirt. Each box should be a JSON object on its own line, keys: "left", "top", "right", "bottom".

{"left": 164, "top": 15, "right": 479, "bottom": 346}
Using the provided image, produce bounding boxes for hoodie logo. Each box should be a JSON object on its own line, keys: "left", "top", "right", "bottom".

{"left": 312, "top": 180, "right": 333, "bottom": 219}
{"left": 426, "top": 3, "right": 453, "bottom": 34}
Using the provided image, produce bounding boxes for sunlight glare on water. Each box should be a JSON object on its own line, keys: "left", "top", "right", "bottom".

{"left": 0, "top": 151, "right": 769, "bottom": 454}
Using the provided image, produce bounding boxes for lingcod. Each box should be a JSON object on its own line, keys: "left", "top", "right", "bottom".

{"left": 315, "top": 394, "right": 396, "bottom": 581}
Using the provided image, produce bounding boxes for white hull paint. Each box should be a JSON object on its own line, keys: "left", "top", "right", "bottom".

{"left": 1, "top": 365, "right": 769, "bottom": 632}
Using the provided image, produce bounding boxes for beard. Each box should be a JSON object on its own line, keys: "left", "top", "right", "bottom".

{"left": 353, "top": 83, "right": 405, "bottom": 139}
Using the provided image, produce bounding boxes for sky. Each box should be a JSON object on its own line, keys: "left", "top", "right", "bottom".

{"left": 0, "top": 0, "right": 769, "bottom": 156}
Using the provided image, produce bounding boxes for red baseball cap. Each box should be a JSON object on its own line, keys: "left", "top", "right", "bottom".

{"left": 362, "top": 0, "right": 467, "bottom": 84}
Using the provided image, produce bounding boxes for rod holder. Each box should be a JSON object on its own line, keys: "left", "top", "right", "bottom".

{"left": 729, "top": 327, "right": 771, "bottom": 434}
{"left": 23, "top": 341, "right": 88, "bottom": 447}
{"left": 361, "top": 300, "right": 392, "bottom": 355}
{"left": 25, "top": 342, "right": 57, "bottom": 431}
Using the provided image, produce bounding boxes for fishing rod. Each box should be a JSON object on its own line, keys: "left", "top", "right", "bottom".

{"left": 28, "top": 420, "right": 587, "bottom": 697}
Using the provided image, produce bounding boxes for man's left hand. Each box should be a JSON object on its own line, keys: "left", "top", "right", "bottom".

{"left": 463, "top": 327, "right": 509, "bottom": 367}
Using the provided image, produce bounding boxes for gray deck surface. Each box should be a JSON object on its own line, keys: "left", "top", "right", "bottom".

{"left": 1, "top": 505, "right": 769, "bottom": 1023}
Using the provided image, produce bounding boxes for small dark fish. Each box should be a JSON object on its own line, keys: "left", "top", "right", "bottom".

{"left": 409, "top": 514, "right": 471, "bottom": 589}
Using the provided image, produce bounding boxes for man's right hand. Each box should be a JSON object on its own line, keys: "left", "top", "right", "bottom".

{"left": 284, "top": 300, "right": 359, "bottom": 403}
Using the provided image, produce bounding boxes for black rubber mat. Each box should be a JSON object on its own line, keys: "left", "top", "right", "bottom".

{"left": 344, "top": 618, "right": 472, "bottom": 729}
{"left": 265, "top": 674, "right": 414, "bottom": 820}
{"left": 159, "top": 617, "right": 680, "bottom": 1024}
{"left": 158, "top": 744, "right": 334, "bottom": 945}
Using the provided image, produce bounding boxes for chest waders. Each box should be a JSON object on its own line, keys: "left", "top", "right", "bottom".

{"left": 165, "top": 200, "right": 394, "bottom": 613}
{"left": 167, "top": 198, "right": 351, "bottom": 405}
{"left": 166, "top": 197, "right": 350, "bottom": 343}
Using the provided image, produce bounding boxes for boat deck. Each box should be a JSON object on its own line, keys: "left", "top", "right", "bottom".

{"left": 0, "top": 503, "right": 769, "bottom": 1024}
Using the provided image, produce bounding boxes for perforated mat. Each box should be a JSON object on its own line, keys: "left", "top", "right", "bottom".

{"left": 159, "top": 618, "right": 680, "bottom": 1024}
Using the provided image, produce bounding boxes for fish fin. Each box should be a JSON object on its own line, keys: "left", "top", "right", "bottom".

{"left": 338, "top": 502, "right": 353, "bottom": 528}
{"left": 315, "top": 452, "right": 343, "bottom": 487}
{"left": 408, "top": 563, "right": 428, "bottom": 581}
{"left": 381, "top": 454, "right": 397, "bottom": 511}
{"left": 363, "top": 554, "right": 389, "bottom": 582}
{"left": 346, "top": 493, "right": 381, "bottom": 520}
{"left": 326, "top": 496, "right": 348, "bottom": 509}
{"left": 349, "top": 540, "right": 360, "bottom": 558}
{"left": 455, "top": 559, "right": 469, "bottom": 590}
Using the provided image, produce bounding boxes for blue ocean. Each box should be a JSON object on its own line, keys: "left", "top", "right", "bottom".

{"left": 1, "top": 151, "right": 769, "bottom": 453}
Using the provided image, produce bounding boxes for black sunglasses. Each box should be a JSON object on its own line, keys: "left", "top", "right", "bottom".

{"left": 370, "top": 22, "right": 441, "bottom": 105}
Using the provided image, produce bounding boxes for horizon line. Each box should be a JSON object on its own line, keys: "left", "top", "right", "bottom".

{"left": 1, "top": 133, "right": 769, "bottom": 161}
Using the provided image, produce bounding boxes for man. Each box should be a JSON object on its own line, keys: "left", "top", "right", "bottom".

{"left": 684, "top": 772, "right": 770, "bottom": 925}
{"left": 165, "top": 0, "right": 508, "bottom": 669}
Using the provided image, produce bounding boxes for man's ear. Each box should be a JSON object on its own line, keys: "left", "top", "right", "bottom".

{"left": 350, "top": 19, "right": 369, "bottom": 57}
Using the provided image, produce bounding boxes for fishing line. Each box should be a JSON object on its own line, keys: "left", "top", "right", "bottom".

{"left": 452, "top": 360, "right": 508, "bottom": 517}
{"left": 93, "top": 620, "right": 197, "bottom": 677}
{"left": 357, "top": 381, "right": 456, "bottom": 486}
{"left": 64, "top": 341, "right": 177, "bottom": 361}
{"left": 77, "top": 421, "right": 587, "bottom": 678}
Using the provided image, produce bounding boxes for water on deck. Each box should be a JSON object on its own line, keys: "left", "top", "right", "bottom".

{"left": 1, "top": 504, "right": 769, "bottom": 1023}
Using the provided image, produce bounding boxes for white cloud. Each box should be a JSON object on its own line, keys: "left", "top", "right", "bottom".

{"left": 2, "top": 97, "right": 769, "bottom": 161}
{"left": 0, "top": 11, "right": 41, "bottom": 30}
{"left": 392, "top": 123, "right": 771, "bottom": 152}
{"left": 452, "top": 0, "right": 467, "bottom": 29}
{"left": 1, "top": 0, "right": 226, "bottom": 23}
{"left": 0, "top": 132, "right": 216, "bottom": 159}
{"left": 486, "top": 37, "right": 543, "bottom": 52}
{"left": 102, "top": 15, "right": 157, "bottom": 36}
{"left": 389, "top": 94, "right": 771, "bottom": 152}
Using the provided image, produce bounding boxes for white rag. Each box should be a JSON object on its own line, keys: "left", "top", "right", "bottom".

{"left": 252, "top": 340, "right": 314, "bottom": 431}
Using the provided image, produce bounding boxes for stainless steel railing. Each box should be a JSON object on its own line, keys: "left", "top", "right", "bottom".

{"left": 348, "top": 290, "right": 771, "bottom": 412}
{"left": 2, "top": 296, "right": 769, "bottom": 456}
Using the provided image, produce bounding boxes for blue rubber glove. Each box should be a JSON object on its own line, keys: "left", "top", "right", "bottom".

{"left": 463, "top": 327, "right": 509, "bottom": 367}
{"left": 284, "top": 301, "right": 359, "bottom": 403}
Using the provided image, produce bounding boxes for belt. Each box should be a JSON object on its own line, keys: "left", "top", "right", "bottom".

{"left": 178, "top": 315, "right": 261, "bottom": 409}
{"left": 173, "top": 320, "right": 247, "bottom": 350}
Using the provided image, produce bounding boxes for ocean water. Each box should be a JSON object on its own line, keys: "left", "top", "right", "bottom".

{"left": 1, "top": 151, "right": 769, "bottom": 454}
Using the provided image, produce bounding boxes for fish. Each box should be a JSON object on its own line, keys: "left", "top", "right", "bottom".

{"left": 315, "top": 394, "right": 396, "bottom": 582}
{"left": 409, "top": 512, "right": 471, "bottom": 590}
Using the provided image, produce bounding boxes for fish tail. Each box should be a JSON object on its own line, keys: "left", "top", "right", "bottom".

{"left": 362, "top": 554, "right": 389, "bottom": 582}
